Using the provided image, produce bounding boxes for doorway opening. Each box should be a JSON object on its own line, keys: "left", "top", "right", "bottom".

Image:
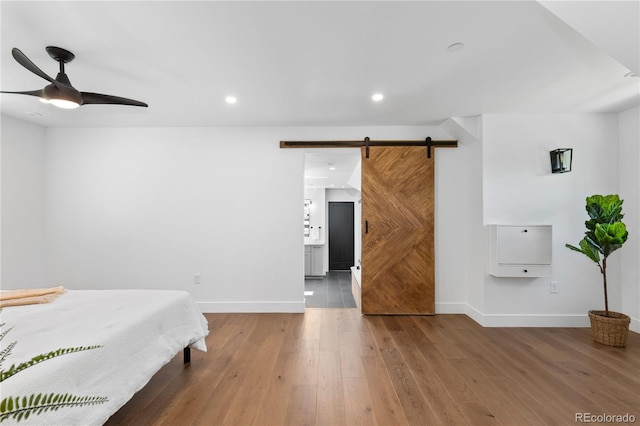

{"left": 303, "top": 149, "right": 361, "bottom": 308}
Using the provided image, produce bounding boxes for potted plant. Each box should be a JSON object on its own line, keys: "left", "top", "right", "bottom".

{"left": 566, "top": 194, "right": 630, "bottom": 347}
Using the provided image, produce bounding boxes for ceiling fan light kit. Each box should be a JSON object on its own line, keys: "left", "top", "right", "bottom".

{"left": 47, "top": 97, "right": 80, "bottom": 109}
{"left": 43, "top": 84, "right": 82, "bottom": 109}
{"left": 0, "top": 46, "right": 148, "bottom": 109}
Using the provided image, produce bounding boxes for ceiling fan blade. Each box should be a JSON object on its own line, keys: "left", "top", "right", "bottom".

{"left": 12, "top": 48, "right": 56, "bottom": 84}
{"left": 81, "top": 92, "right": 148, "bottom": 107}
{"left": 1, "top": 89, "right": 44, "bottom": 98}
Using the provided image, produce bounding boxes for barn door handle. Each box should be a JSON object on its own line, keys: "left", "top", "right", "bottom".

{"left": 365, "top": 220, "right": 369, "bottom": 234}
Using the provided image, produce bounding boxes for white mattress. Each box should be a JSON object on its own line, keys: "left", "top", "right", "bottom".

{"left": 0, "top": 289, "right": 209, "bottom": 425}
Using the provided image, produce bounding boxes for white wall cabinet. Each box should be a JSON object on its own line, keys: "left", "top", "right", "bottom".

{"left": 304, "top": 245, "right": 324, "bottom": 278}
{"left": 489, "top": 225, "right": 552, "bottom": 277}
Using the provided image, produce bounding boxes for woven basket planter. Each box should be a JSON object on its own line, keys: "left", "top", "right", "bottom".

{"left": 588, "top": 310, "right": 630, "bottom": 347}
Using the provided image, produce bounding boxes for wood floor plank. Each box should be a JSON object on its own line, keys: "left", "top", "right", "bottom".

{"left": 418, "top": 340, "right": 502, "bottom": 425}
{"left": 338, "top": 330, "right": 372, "bottom": 378}
{"left": 251, "top": 369, "right": 291, "bottom": 426}
{"left": 274, "top": 350, "right": 319, "bottom": 386}
{"left": 316, "top": 351, "right": 346, "bottom": 426}
{"left": 390, "top": 329, "right": 470, "bottom": 425}
{"left": 191, "top": 315, "right": 268, "bottom": 425}
{"left": 490, "top": 376, "right": 568, "bottom": 425}
{"left": 497, "top": 329, "right": 610, "bottom": 414}
{"left": 484, "top": 329, "right": 604, "bottom": 422}
{"left": 537, "top": 327, "right": 640, "bottom": 386}
{"left": 509, "top": 329, "right": 638, "bottom": 416}
{"left": 450, "top": 357, "right": 540, "bottom": 426}
{"left": 279, "top": 313, "right": 306, "bottom": 354}
{"left": 156, "top": 316, "right": 257, "bottom": 425}
{"left": 559, "top": 360, "right": 640, "bottom": 416}
{"left": 378, "top": 343, "right": 435, "bottom": 425}
{"left": 478, "top": 333, "right": 580, "bottom": 424}
{"left": 342, "top": 377, "right": 377, "bottom": 426}
{"left": 360, "top": 354, "right": 411, "bottom": 426}
{"left": 157, "top": 353, "right": 232, "bottom": 426}
{"left": 365, "top": 314, "right": 398, "bottom": 349}
{"left": 221, "top": 385, "right": 264, "bottom": 425}
{"left": 109, "top": 310, "right": 640, "bottom": 426}
{"left": 222, "top": 327, "right": 287, "bottom": 425}
{"left": 336, "top": 308, "right": 365, "bottom": 332}
{"left": 283, "top": 385, "right": 317, "bottom": 426}
{"left": 454, "top": 327, "right": 566, "bottom": 425}
{"left": 319, "top": 309, "right": 340, "bottom": 352}
{"left": 412, "top": 315, "right": 469, "bottom": 359}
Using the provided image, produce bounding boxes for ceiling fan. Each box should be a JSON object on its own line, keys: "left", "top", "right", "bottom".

{"left": 0, "top": 46, "right": 148, "bottom": 109}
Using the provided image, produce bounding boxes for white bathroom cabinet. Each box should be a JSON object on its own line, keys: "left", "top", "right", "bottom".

{"left": 304, "top": 245, "right": 324, "bottom": 278}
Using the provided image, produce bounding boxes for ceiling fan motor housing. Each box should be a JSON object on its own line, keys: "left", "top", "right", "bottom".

{"left": 44, "top": 83, "right": 82, "bottom": 105}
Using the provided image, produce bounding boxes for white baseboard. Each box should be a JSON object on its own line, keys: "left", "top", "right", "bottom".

{"left": 435, "top": 302, "right": 467, "bottom": 314}
{"left": 195, "top": 300, "right": 639, "bottom": 333}
{"left": 464, "top": 304, "right": 590, "bottom": 327}
{"left": 464, "top": 304, "right": 485, "bottom": 325}
{"left": 197, "top": 300, "right": 305, "bottom": 313}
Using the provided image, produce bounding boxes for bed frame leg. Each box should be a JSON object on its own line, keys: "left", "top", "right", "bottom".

{"left": 183, "top": 347, "right": 191, "bottom": 364}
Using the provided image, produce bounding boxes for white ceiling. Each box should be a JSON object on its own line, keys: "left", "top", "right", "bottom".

{"left": 304, "top": 149, "right": 361, "bottom": 189}
{"left": 1, "top": 1, "right": 638, "bottom": 129}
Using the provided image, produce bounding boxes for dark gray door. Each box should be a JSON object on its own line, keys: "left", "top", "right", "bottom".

{"left": 329, "top": 202, "right": 354, "bottom": 270}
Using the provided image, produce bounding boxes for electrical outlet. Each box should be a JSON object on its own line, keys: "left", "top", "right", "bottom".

{"left": 194, "top": 274, "right": 201, "bottom": 285}
{"left": 550, "top": 281, "right": 558, "bottom": 294}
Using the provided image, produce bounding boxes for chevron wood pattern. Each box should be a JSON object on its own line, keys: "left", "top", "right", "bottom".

{"left": 361, "top": 145, "right": 435, "bottom": 314}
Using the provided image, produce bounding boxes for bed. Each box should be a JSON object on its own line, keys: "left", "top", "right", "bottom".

{"left": 0, "top": 289, "right": 209, "bottom": 425}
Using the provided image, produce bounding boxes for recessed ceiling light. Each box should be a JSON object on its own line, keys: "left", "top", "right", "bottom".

{"left": 225, "top": 95, "right": 237, "bottom": 104}
{"left": 372, "top": 93, "right": 384, "bottom": 102}
{"left": 447, "top": 42, "right": 464, "bottom": 52}
{"left": 624, "top": 71, "right": 638, "bottom": 78}
{"left": 328, "top": 163, "right": 336, "bottom": 170}
{"left": 25, "top": 111, "right": 42, "bottom": 118}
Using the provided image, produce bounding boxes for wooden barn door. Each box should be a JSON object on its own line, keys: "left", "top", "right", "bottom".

{"left": 361, "top": 145, "right": 435, "bottom": 314}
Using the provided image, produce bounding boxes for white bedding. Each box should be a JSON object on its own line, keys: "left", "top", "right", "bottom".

{"left": 0, "top": 289, "right": 208, "bottom": 425}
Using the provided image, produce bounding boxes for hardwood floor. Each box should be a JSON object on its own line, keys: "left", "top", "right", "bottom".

{"left": 106, "top": 310, "right": 640, "bottom": 425}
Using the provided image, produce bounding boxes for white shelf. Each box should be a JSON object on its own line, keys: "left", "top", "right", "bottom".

{"left": 489, "top": 225, "right": 552, "bottom": 277}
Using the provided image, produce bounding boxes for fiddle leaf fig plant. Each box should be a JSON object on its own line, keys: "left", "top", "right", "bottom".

{"left": 566, "top": 194, "right": 628, "bottom": 316}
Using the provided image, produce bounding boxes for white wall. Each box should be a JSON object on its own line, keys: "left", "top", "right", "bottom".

{"left": 478, "top": 113, "right": 622, "bottom": 326}
{"left": 442, "top": 119, "right": 486, "bottom": 318}
{"left": 38, "top": 125, "right": 465, "bottom": 313}
{"left": 619, "top": 106, "right": 640, "bottom": 332}
{"left": 1, "top": 115, "right": 47, "bottom": 288}
{"left": 41, "top": 127, "right": 304, "bottom": 312}
{"left": 4, "top": 113, "right": 635, "bottom": 327}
